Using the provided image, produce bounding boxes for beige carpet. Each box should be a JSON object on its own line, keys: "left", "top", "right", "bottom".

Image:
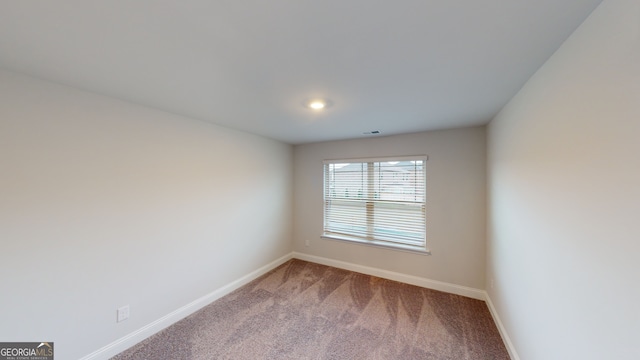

{"left": 112, "top": 259, "right": 509, "bottom": 359}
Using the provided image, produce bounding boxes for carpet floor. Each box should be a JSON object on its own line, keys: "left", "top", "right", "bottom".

{"left": 112, "top": 259, "right": 510, "bottom": 359}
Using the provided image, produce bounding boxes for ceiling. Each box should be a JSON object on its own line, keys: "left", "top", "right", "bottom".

{"left": 0, "top": 0, "right": 602, "bottom": 144}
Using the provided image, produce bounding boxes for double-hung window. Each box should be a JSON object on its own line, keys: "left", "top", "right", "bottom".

{"left": 322, "top": 156, "right": 428, "bottom": 253}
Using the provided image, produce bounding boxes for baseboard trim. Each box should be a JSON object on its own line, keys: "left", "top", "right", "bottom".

{"left": 292, "top": 252, "right": 485, "bottom": 300}
{"left": 81, "top": 253, "right": 515, "bottom": 360}
{"left": 79, "top": 253, "right": 293, "bottom": 360}
{"left": 484, "top": 292, "right": 520, "bottom": 360}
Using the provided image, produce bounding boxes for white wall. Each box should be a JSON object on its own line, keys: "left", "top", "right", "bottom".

{"left": 487, "top": 0, "right": 640, "bottom": 359}
{"left": 0, "top": 70, "right": 293, "bottom": 359}
{"left": 293, "top": 127, "right": 486, "bottom": 289}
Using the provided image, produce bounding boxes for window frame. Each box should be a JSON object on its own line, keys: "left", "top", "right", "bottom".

{"left": 321, "top": 155, "right": 430, "bottom": 255}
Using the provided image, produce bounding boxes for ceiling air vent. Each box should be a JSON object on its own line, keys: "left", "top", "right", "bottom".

{"left": 362, "top": 130, "right": 381, "bottom": 135}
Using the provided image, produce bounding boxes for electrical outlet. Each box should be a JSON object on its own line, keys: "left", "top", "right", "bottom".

{"left": 305, "top": 239, "right": 310, "bottom": 247}
{"left": 117, "top": 305, "right": 130, "bottom": 323}
{"left": 490, "top": 279, "right": 495, "bottom": 290}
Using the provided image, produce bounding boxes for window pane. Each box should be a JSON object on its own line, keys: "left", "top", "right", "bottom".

{"left": 325, "top": 200, "right": 367, "bottom": 237}
{"left": 323, "top": 157, "right": 427, "bottom": 251}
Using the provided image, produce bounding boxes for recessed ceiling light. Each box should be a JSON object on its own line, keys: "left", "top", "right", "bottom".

{"left": 309, "top": 101, "right": 325, "bottom": 110}
{"left": 303, "top": 99, "right": 332, "bottom": 110}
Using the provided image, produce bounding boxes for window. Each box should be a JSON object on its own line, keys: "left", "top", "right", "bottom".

{"left": 322, "top": 156, "right": 428, "bottom": 253}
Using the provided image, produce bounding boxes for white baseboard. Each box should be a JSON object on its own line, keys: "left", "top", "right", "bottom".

{"left": 484, "top": 292, "right": 521, "bottom": 360}
{"left": 81, "top": 252, "right": 517, "bottom": 360}
{"left": 294, "top": 252, "right": 520, "bottom": 358}
{"left": 79, "top": 253, "right": 293, "bottom": 360}
{"left": 292, "top": 252, "right": 485, "bottom": 300}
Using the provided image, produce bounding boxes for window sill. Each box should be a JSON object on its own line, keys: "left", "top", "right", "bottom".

{"left": 321, "top": 234, "right": 431, "bottom": 256}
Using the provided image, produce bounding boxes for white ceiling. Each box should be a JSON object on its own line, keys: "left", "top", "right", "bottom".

{"left": 0, "top": 0, "right": 602, "bottom": 144}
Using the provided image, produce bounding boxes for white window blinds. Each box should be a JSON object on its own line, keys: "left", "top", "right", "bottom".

{"left": 323, "top": 156, "right": 427, "bottom": 252}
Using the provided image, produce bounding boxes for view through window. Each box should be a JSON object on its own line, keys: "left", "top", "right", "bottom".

{"left": 323, "top": 156, "right": 427, "bottom": 253}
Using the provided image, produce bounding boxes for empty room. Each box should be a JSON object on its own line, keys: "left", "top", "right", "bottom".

{"left": 1, "top": 1, "right": 638, "bottom": 359}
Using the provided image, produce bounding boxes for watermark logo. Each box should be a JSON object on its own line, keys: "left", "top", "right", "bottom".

{"left": 0, "top": 342, "right": 53, "bottom": 360}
